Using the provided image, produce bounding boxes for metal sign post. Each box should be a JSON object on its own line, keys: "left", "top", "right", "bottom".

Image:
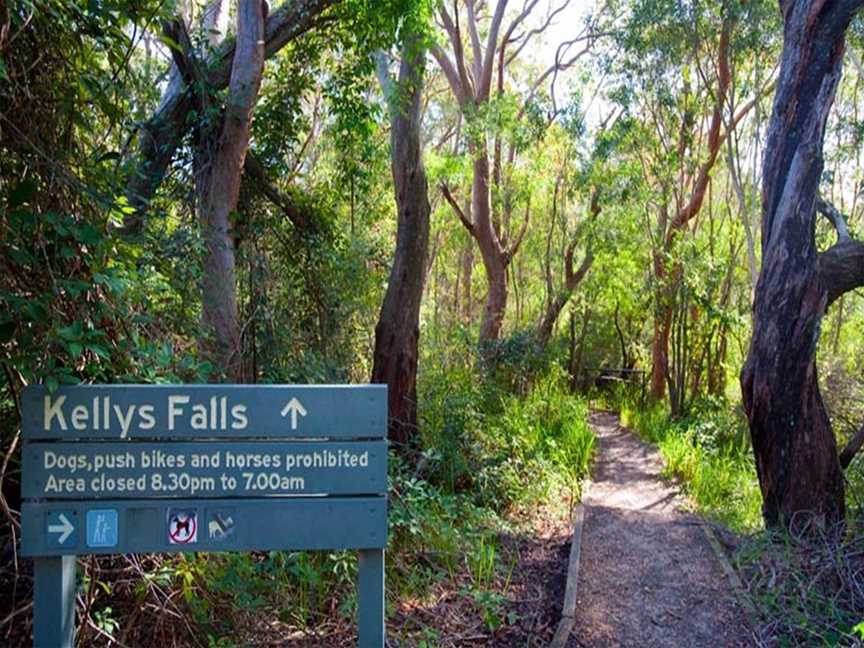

{"left": 21, "top": 384, "right": 388, "bottom": 648}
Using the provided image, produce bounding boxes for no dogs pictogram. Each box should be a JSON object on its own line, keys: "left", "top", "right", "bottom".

{"left": 168, "top": 509, "right": 198, "bottom": 544}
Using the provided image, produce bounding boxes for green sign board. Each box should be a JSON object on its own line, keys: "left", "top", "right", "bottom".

{"left": 22, "top": 384, "right": 388, "bottom": 648}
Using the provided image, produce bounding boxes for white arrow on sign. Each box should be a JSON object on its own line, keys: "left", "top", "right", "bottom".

{"left": 48, "top": 514, "right": 75, "bottom": 544}
{"left": 280, "top": 397, "right": 308, "bottom": 430}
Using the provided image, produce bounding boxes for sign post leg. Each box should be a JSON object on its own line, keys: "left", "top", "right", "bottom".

{"left": 34, "top": 556, "right": 76, "bottom": 648}
{"left": 357, "top": 549, "right": 384, "bottom": 648}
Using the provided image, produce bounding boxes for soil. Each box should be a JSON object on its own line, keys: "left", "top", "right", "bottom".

{"left": 568, "top": 411, "right": 754, "bottom": 648}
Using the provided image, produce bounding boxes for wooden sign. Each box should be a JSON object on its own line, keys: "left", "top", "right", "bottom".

{"left": 21, "top": 384, "right": 388, "bottom": 648}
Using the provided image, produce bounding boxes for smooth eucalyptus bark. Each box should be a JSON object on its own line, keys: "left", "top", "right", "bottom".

{"left": 123, "top": 0, "right": 337, "bottom": 232}
{"left": 198, "top": 0, "right": 266, "bottom": 381}
{"left": 471, "top": 151, "right": 509, "bottom": 343}
{"left": 741, "top": 0, "right": 864, "bottom": 527}
{"left": 371, "top": 32, "right": 431, "bottom": 447}
{"left": 432, "top": 1, "right": 536, "bottom": 348}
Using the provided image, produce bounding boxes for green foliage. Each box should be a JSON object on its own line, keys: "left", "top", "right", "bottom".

{"left": 419, "top": 359, "right": 595, "bottom": 512}
{"left": 621, "top": 397, "right": 763, "bottom": 532}
{"left": 6, "top": 0, "right": 864, "bottom": 644}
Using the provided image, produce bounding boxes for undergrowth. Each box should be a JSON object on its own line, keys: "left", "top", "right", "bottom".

{"left": 734, "top": 518, "right": 864, "bottom": 647}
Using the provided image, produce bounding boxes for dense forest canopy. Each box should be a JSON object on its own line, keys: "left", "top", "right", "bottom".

{"left": 4, "top": 0, "right": 864, "bottom": 644}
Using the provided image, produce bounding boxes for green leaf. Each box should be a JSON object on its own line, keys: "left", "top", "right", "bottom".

{"left": 86, "top": 344, "right": 110, "bottom": 359}
{"left": 25, "top": 301, "right": 48, "bottom": 322}
{"left": 58, "top": 321, "right": 83, "bottom": 341}
{"left": 74, "top": 223, "right": 102, "bottom": 246}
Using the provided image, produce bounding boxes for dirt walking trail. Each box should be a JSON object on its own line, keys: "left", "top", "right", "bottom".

{"left": 568, "top": 412, "right": 751, "bottom": 647}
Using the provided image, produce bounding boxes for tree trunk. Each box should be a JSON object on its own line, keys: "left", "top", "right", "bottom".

{"left": 650, "top": 24, "right": 731, "bottom": 401}
{"left": 613, "top": 302, "right": 629, "bottom": 369}
{"left": 472, "top": 151, "right": 509, "bottom": 345}
{"left": 650, "top": 248, "right": 673, "bottom": 400}
{"left": 573, "top": 306, "right": 592, "bottom": 391}
{"left": 741, "top": 0, "right": 863, "bottom": 528}
{"left": 536, "top": 236, "right": 593, "bottom": 349}
{"left": 461, "top": 219, "right": 474, "bottom": 324}
{"left": 709, "top": 324, "right": 727, "bottom": 397}
{"left": 371, "top": 29, "right": 431, "bottom": 448}
{"left": 197, "top": 0, "right": 265, "bottom": 381}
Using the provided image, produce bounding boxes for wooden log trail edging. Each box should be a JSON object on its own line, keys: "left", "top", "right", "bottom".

{"left": 549, "top": 479, "right": 590, "bottom": 648}
{"left": 698, "top": 520, "right": 763, "bottom": 633}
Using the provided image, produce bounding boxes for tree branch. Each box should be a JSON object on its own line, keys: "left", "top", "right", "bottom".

{"left": 818, "top": 238, "right": 864, "bottom": 306}
{"left": 501, "top": 0, "right": 542, "bottom": 52}
{"left": 666, "top": 20, "right": 731, "bottom": 237}
{"left": 520, "top": 35, "right": 591, "bottom": 118}
{"left": 840, "top": 422, "right": 864, "bottom": 469}
{"left": 477, "top": 0, "right": 509, "bottom": 100}
{"left": 440, "top": 183, "right": 475, "bottom": 235}
{"left": 507, "top": 198, "right": 530, "bottom": 261}
{"left": 565, "top": 189, "right": 599, "bottom": 286}
{"left": 439, "top": 3, "right": 475, "bottom": 100}
{"left": 565, "top": 241, "right": 593, "bottom": 289}
{"left": 430, "top": 44, "right": 468, "bottom": 105}
{"left": 504, "top": 0, "right": 570, "bottom": 67}
{"left": 243, "top": 154, "right": 314, "bottom": 233}
{"left": 465, "top": 0, "right": 485, "bottom": 82}
{"left": 374, "top": 51, "right": 394, "bottom": 99}
{"left": 161, "top": 16, "right": 207, "bottom": 89}
{"left": 816, "top": 196, "right": 852, "bottom": 242}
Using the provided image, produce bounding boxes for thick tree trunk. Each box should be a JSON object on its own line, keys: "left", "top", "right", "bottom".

{"left": 741, "top": 0, "right": 863, "bottom": 528}
{"left": 371, "top": 31, "right": 431, "bottom": 448}
{"left": 198, "top": 0, "right": 265, "bottom": 381}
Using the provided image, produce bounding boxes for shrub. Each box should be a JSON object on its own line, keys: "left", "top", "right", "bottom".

{"left": 419, "top": 362, "right": 595, "bottom": 514}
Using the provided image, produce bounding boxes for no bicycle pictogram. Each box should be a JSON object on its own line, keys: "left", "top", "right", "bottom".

{"left": 168, "top": 509, "right": 198, "bottom": 544}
